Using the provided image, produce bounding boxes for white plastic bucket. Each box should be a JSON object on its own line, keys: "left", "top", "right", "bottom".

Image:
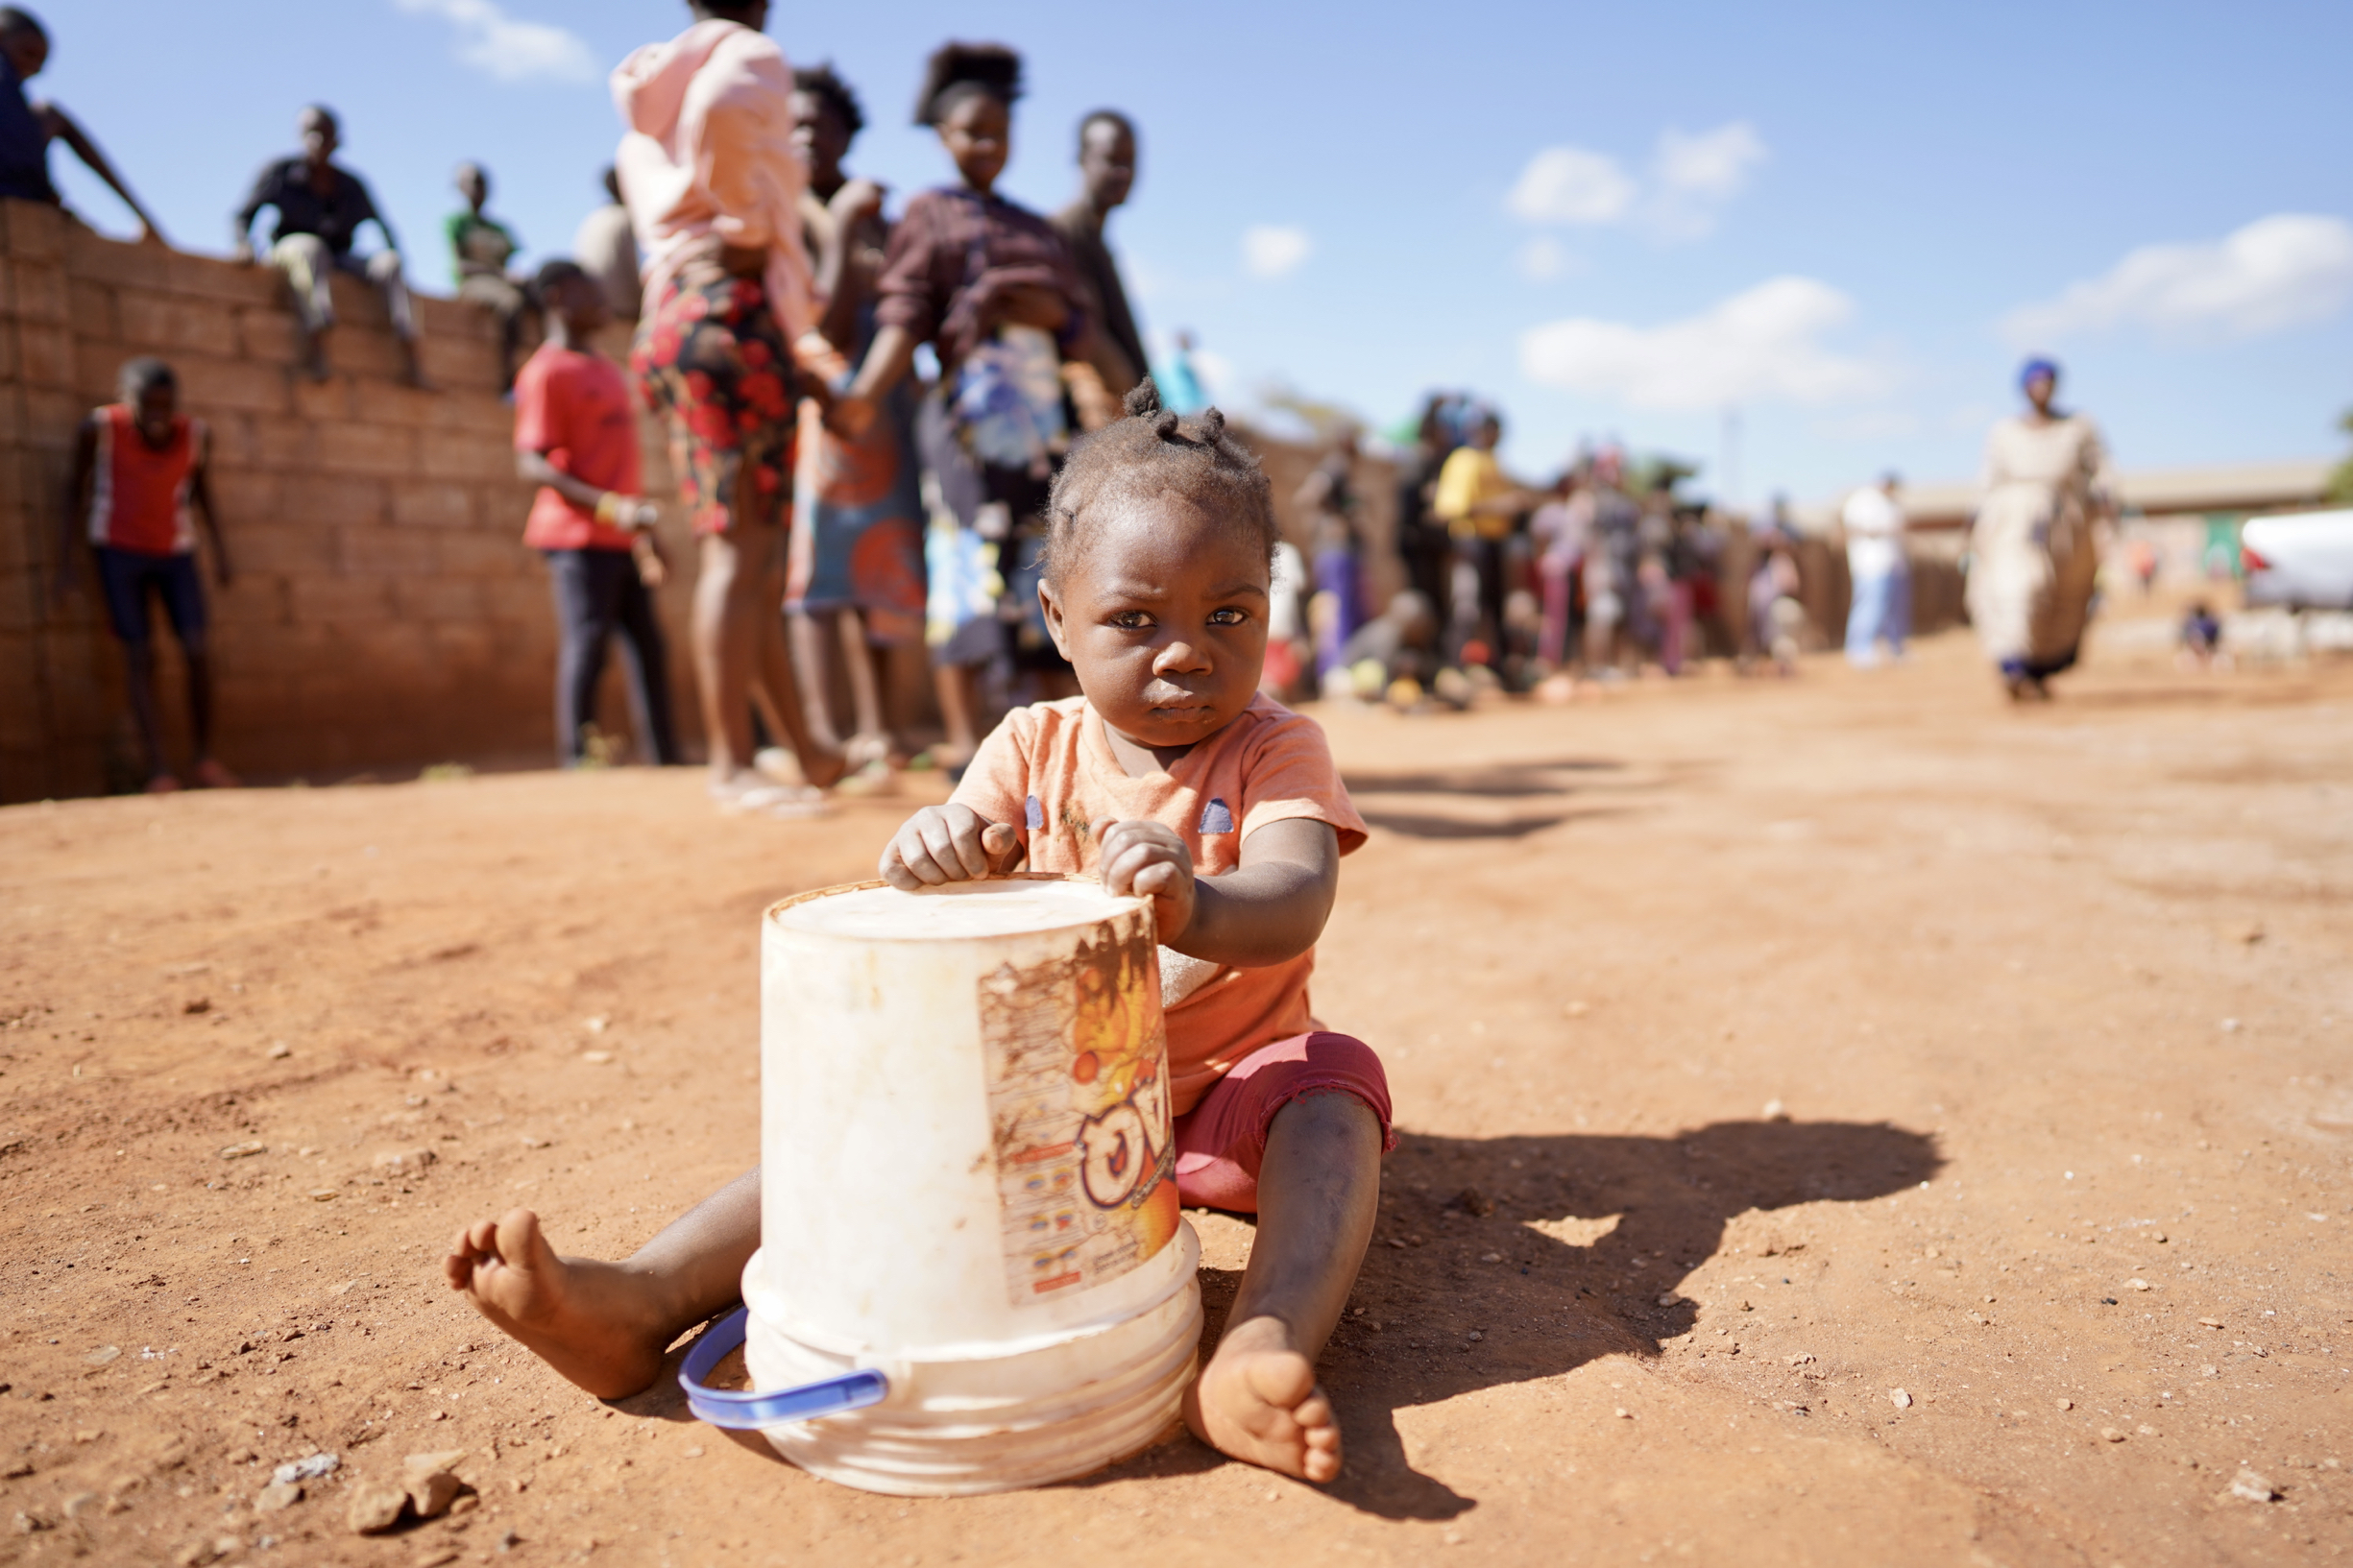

{"left": 741, "top": 876, "right": 1201, "bottom": 1495}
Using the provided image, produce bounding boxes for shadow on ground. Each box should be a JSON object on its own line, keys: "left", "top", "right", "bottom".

{"left": 622, "top": 1119, "right": 1937, "bottom": 1523}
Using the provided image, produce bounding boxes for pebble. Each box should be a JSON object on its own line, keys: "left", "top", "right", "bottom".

{"left": 2125, "top": 1278, "right": 2151, "bottom": 1291}
{"left": 2197, "top": 1316, "right": 2224, "bottom": 1328}
{"left": 1481, "top": 1252, "right": 1503, "bottom": 1264}
{"left": 408, "top": 1471, "right": 463, "bottom": 1520}
{"left": 308, "top": 1189, "right": 338, "bottom": 1202}
{"left": 346, "top": 1484, "right": 408, "bottom": 1535}
{"left": 254, "top": 1482, "right": 301, "bottom": 1512}
{"left": 1613, "top": 1408, "right": 1632, "bottom": 1419}
{"left": 274, "top": 1453, "right": 339, "bottom": 1485}
{"left": 373, "top": 1147, "right": 436, "bottom": 1172}
{"left": 1657, "top": 1293, "right": 1677, "bottom": 1307}
{"left": 1889, "top": 1388, "right": 1912, "bottom": 1409}
{"left": 218, "top": 1142, "right": 266, "bottom": 1160}
{"left": 267, "top": 1043, "right": 291, "bottom": 1060}
{"left": 404, "top": 1450, "right": 468, "bottom": 1484}
{"left": 85, "top": 1346, "right": 120, "bottom": 1366}
{"left": 2099, "top": 1427, "right": 2126, "bottom": 1442}
{"left": 2230, "top": 1468, "right": 2277, "bottom": 1503}
{"left": 582, "top": 1051, "right": 614, "bottom": 1065}
{"left": 2137, "top": 1424, "right": 2160, "bottom": 1437}
{"left": 2057, "top": 1399, "right": 2074, "bottom": 1411}
{"left": 412, "top": 1551, "right": 461, "bottom": 1568}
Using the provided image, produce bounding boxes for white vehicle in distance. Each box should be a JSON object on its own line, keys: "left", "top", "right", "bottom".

{"left": 2241, "top": 508, "right": 2353, "bottom": 610}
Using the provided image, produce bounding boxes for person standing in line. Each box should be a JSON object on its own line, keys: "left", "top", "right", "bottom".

{"left": 52, "top": 358, "right": 234, "bottom": 792}
{"left": 1839, "top": 471, "right": 1909, "bottom": 667}
{"left": 0, "top": 8, "right": 165, "bottom": 238}
{"left": 572, "top": 167, "right": 642, "bottom": 326}
{"left": 1392, "top": 395, "right": 1456, "bottom": 624}
{"left": 783, "top": 60, "right": 927, "bottom": 777}
{"left": 513, "top": 260, "right": 678, "bottom": 771}
{"left": 1528, "top": 470, "right": 1591, "bottom": 671}
{"left": 614, "top": 0, "right": 846, "bottom": 812}
{"left": 1050, "top": 109, "right": 1148, "bottom": 395}
{"left": 1966, "top": 358, "right": 2113, "bottom": 701}
{"left": 1295, "top": 428, "right": 1364, "bottom": 682}
{"left": 448, "top": 162, "right": 532, "bottom": 393}
{"left": 232, "top": 107, "right": 425, "bottom": 387}
{"left": 1155, "top": 327, "right": 1208, "bottom": 415}
{"left": 1581, "top": 447, "right": 1641, "bottom": 676}
{"left": 1431, "top": 407, "right": 1529, "bottom": 668}
{"left": 830, "top": 41, "right": 1121, "bottom": 771}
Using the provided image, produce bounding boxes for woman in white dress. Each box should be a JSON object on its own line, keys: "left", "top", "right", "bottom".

{"left": 1966, "top": 358, "right": 2114, "bottom": 700}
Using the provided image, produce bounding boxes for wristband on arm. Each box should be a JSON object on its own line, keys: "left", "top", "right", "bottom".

{"left": 594, "top": 492, "right": 657, "bottom": 532}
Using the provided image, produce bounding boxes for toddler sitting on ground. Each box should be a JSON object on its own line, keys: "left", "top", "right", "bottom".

{"left": 447, "top": 379, "right": 1391, "bottom": 1482}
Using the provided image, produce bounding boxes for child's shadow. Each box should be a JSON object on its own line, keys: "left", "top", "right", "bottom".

{"left": 1173, "top": 1119, "right": 1941, "bottom": 1520}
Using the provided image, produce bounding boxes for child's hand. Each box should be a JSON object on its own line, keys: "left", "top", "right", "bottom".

{"left": 880, "top": 804, "right": 1023, "bottom": 889}
{"left": 1092, "top": 818, "right": 1196, "bottom": 942}
{"left": 632, "top": 534, "right": 668, "bottom": 590}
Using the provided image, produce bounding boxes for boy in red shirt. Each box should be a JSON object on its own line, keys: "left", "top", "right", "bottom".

{"left": 515, "top": 259, "right": 677, "bottom": 767}
{"left": 54, "top": 357, "right": 234, "bottom": 792}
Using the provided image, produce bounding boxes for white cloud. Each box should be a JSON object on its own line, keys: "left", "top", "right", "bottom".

{"left": 1241, "top": 225, "right": 1313, "bottom": 280}
{"left": 1505, "top": 147, "right": 1637, "bottom": 226}
{"left": 1654, "top": 122, "right": 1767, "bottom": 200}
{"left": 392, "top": 0, "right": 598, "bottom": 83}
{"left": 1515, "top": 236, "right": 1573, "bottom": 281}
{"left": 1518, "top": 276, "right": 1890, "bottom": 411}
{"left": 2002, "top": 213, "right": 2353, "bottom": 345}
{"left": 1505, "top": 124, "right": 1765, "bottom": 241}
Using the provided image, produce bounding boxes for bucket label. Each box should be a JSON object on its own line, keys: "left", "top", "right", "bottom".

{"left": 980, "top": 913, "right": 1182, "bottom": 1306}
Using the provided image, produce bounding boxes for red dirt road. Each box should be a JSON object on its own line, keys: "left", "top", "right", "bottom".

{"left": 3, "top": 626, "right": 2349, "bottom": 1566}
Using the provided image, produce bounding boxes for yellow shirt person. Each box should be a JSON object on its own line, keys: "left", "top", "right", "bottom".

{"left": 1432, "top": 444, "right": 1516, "bottom": 542}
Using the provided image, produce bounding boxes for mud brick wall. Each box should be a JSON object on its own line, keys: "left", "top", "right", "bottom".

{"left": 0, "top": 200, "right": 696, "bottom": 802}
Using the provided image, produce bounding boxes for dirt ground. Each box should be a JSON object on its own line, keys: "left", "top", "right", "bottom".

{"left": 4, "top": 616, "right": 2349, "bottom": 1568}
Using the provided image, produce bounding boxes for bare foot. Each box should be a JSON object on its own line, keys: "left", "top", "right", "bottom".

{"left": 1182, "top": 1315, "right": 1341, "bottom": 1482}
{"left": 444, "top": 1208, "right": 675, "bottom": 1400}
{"left": 191, "top": 758, "right": 240, "bottom": 789}
{"left": 144, "top": 772, "right": 182, "bottom": 794}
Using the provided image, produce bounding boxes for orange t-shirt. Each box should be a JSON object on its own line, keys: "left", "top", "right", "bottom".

{"left": 512, "top": 343, "right": 642, "bottom": 551}
{"left": 86, "top": 404, "right": 205, "bottom": 555}
{"left": 951, "top": 693, "right": 1368, "bottom": 1116}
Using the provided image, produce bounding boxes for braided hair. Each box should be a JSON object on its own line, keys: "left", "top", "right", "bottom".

{"left": 1042, "top": 378, "right": 1276, "bottom": 589}
{"left": 913, "top": 42, "right": 1023, "bottom": 127}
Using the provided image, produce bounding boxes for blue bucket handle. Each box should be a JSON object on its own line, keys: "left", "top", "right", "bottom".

{"left": 677, "top": 1307, "right": 889, "bottom": 1431}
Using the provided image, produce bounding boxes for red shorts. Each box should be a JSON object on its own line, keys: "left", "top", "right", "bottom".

{"left": 1172, "top": 1031, "right": 1395, "bottom": 1214}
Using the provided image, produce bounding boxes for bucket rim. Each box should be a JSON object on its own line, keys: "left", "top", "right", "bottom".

{"left": 763, "top": 873, "right": 1152, "bottom": 942}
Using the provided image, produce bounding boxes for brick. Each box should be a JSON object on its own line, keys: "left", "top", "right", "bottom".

{"left": 165, "top": 252, "right": 287, "bottom": 308}
{"left": 288, "top": 575, "right": 391, "bottom": 622}
{"left": 413, "top": 294, "right": 497, "bottom": 344}
{"left": 323, "top": 271, "right": 395, "bottom": 332}
{"left": 226, "top": 521, "right": 336, "bottom": 575}
{"left": 323, "top": 327, "right": 404, "bottom": 380}
{"left": 414, "top": 335, "right": 501, "bottom": 396}
{"left": 392, "top": 577, "right": 486, "bottom": 622}
{"left": 389, "top": 481, "right": 473, "bottom": 530}
{"left": 337, "top": 524, "right": 438, "bottom": 577}
{"left": 351, "top": 378, "right": 440, "bottom": 429}
{"left": 64, "top": 234, "right": 173, "bottom": 291}
{"left": 115, "top": 287, "right": 238, "bottom": 358}
{"left": 426, "top": 621, "right": 497, "bottom": 670}
{"left": 206, "top": 470, "right": 280, "bottom": 521}
{"left": 74, "top": 339, "right": 131, "bottom": 401}
{"left": 176, "top": 353, "right": 294, "bottom": 417}
{"left": 233, "top": 307, "right": 299, "bottom": 364}
{"left": 477, "top": 574, "right": 550, "bottom": 624}
{"left": 279, "top": 474, "right": 386, "bottom": 530}
{"left": 16, "top": 322, "right": 70, "bottom": 387}
{"left": 9, "top": 259, "right": 64, "bottom": 323}
{"left": 314, "top": 420, "right": 418, "bottom": 477}
{"left": 249, "top": 414, "right": 318, "bottom": 470}
{"left": 67, "top": 280, "right": 118, "bottom": 342}
{"left": 417, "top": 430, "right": 514, "bottom": 483}
{"left": 289, "top": 378, "right": 354, "bottom": 423}
{"left": 435, "top": 531, "right": 530, "bottom": 579}
{"left": 4, "top": 197, "right": 65, "bottom": 260}
{"left": 25, "top": 387, "right": 84, "bottom": 442}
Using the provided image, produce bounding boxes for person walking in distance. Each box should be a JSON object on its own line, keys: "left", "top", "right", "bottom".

{"left": 613, "top": 0, "right": 848, "bottom": 811}
{"left": 1966, "top": 358, "right": 2114, "bottom": 701}
{"left": 514, "top": 260, "right": 680, "bottom": 771}
{"left": 1839, "top": 471, "right": 1909, "bottom": 667}
{"left": 53, "top": 359, "right": 234, "bottom": 792}
{"left": 232, "top": 106, "right": 426, "bottom": 386}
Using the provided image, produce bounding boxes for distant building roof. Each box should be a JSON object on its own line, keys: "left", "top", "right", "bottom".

{"left": 1791, "top": 458, "right": 2335, "bottom": 533}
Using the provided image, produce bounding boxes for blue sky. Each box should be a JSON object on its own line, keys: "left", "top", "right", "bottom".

{"left": 40, "top": 0, "right": 2353, "bottom": 502}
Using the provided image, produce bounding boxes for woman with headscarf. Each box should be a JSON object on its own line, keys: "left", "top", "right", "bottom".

{"left": 611, "top": 0, "right": 844, "bottom": 812}
{"left": 1966, "top": 358, "right": 2114, "bottom": 701}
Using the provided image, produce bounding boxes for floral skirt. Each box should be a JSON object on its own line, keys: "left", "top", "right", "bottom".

{"left": 633, "top": 274, "right": 797, "bottom": 536}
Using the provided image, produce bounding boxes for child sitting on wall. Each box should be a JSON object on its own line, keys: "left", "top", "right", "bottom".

{"left": 52, "top": 357, "right": 234, "bottom": 792}
{"left": 448, "top": 379, "right": 1390, "bottom": 1482}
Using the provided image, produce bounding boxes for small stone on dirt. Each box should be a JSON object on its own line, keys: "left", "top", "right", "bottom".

{"left": 346, "top": 1484, "right": 408, "bottom": 1534}
{"left": 403, "top": 1450, "right": 468, "bottom": 1484}
{"left": 267, "top": 1042, "right": 291, "bottom": 1059}
{"left": 2137, "top": 1424, "right": 2160, "bottom": 1437}
{"left": 1481, "top": 1252, "right": 1504, "bottom": 1264}
{"left": 373, "top": 1147, "right": 436, "bottom": 1172}
{"left": 2125, "top": 1278, "right": 2151, "bottom": 1291}
{"left": 1613, "top": 1408, "right": 1631, "bottom": 1419}
{"left": 85, "top": 1345, "right": 120, "bottom": 1365}
{"left": 581, "top": 1050, "right": 614, "bottom": 1065}
{"left": 2197, "top": 1316, "right": 2224, "bottom": 1328}
{"left": 1449, "top": 1187, "right": 1494, "bottom": 1217}
{"left": 408, "top": 1471, "right": 463, "bottom": 1520}
{"left": 2099, "top": 1427, "right": 2126, "bottom": 1442}
{"left": 255, "top": 1481, "right": 300, "bottom": 1511}
{"left": 274, "top": 1453, "right": 339, "bottom": 1485}
{"left": 219, "top": 1141, "right": 266, "bottom": 1160}
{"left": 2230, "top": 1468, "right": 2277, "bottom": 1502}
{"left": 2057, "top": 1398, "right": 2074, "bottom": 1411}
{"left": 1889, "top": 1388, "right": 1912, "bottom": 1409}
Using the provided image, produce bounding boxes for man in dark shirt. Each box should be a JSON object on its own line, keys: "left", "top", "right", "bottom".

{"left": 1049, "top": 110, "right": 1148, "bottom": 397}
{"left": 0, "top": 7, "right": 166, "bottom": 237}
{"left": 232, "top": 106, "right": 425, "bottom": 386}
